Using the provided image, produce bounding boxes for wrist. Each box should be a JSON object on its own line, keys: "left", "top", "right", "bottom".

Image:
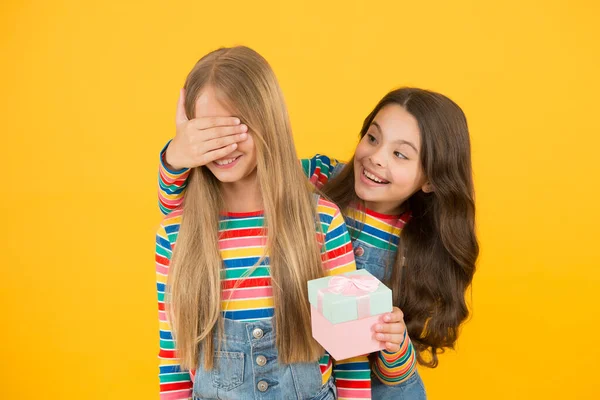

{"left": 161, "top": 141, "right": 189, "bottom": 173}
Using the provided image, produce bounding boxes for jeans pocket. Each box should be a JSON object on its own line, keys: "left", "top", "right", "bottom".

{"left": 211, "top": 351, "right": 245, "bottom": 391}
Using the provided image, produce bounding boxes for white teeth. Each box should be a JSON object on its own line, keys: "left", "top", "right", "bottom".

{"left": 363, "top": 168, "right": 386, "bottom": 183}
{"left": 215, "top": 157, "right": 237, "bottom": 166}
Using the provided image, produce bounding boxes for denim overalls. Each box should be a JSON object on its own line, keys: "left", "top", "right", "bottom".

{"left": 331, "top": 163, "right": 428, "bottom": 400}
{"left": 192, "top": 318, "right": 336, "bottom": 400}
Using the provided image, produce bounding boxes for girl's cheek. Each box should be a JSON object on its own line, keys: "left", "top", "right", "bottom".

{"left": 392, "top": 172, "right": 415, "bottom": 188}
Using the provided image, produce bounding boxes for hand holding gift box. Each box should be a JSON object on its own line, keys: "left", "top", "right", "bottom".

{"left": 308, "top": 269, "right": 393, "bottom": 360}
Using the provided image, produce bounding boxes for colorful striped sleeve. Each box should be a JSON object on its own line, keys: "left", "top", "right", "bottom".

{"left": 317, "top": 198, "right": 355, "bottom": 276}
{"left": 158, "top": 150, "right": 340, "bottom": 215}
{"left": 158, "top": 141, "right": 190, "bottom": 215}
{"left": 156, "top": 216, "right": 193, "bottom": 399}
{"left": 301, "top": 154, "right": 340, "bottom": 189}
{"left": 372, "top": 330, "right": 417, "bottom": 385}
{"left": 317, "top": 197, "right": 371, "bottom": 399}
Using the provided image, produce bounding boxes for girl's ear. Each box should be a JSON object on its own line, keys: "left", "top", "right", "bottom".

{"left": 422, "top": 181, "right": 434, "bottom": 193}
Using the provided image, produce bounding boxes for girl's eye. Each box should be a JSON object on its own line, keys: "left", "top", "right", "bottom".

{"left": 394, "top": 151, "right": 407, "bottom": 160}
{"left": 367, "top": 134, "right": 377, "bottom": 143}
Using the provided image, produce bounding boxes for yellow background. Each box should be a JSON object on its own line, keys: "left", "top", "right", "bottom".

{"left": 1, "top": 0, "right": 599, "bottom": 399}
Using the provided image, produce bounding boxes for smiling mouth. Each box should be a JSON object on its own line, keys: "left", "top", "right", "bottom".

{"left": 362, "top": 167, "right": 390, "bottom": 184}
{"left": 214, "top": 155, "right": 241, "bottom": 166}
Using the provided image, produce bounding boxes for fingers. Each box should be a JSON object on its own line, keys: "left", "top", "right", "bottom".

{"left": 375, "top": 332, "right": 405, "bottom": 344}
{"left": 172, "top": 109, "right": 248, "bottom": 168}
{"left": 200, "top": 124, "right": 248, "bottom": 141}
{"left": 374, "top": 307, "right": 406, "bottom": 351}
{"left": 374, "top": 322, "right": 405, "bottom": 334}
{"left": 384, "top": 341, "right": 401, "bottom": 352}
{"left": 382, "top": 307, "right": 404, "bottom": 323}
{"left": 203, "top": 133, "right": 248, "bottom": 153}
{"left": 190, "top": 116, "right": 242, "bottom": 130}
{"left": 176, "top": 88, "right": 188, "bottom": 125}
{"left": 374, "top": 307, "right": 405, "bottom": 335}
{"left": 199, "top": 143, "right": 239, "bottom": 165}
{"left": 374, "top": 307, "right": 407, "bottom": 351}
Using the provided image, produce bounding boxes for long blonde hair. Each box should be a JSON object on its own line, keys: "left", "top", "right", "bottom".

{"left": 167, "top": 46, "right": 324, "bottom": 371}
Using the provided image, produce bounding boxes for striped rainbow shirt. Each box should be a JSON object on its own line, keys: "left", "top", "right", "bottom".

{"left": 158, "top": 149, "right": 417, "bottom": 391}
{"left": 155, "top": 196, "right": 372, "bottom": 399}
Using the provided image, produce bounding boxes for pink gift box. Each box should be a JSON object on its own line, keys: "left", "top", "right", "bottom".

{"left": 308, "top": 270, "right": 393, "bottom": 360}
{"left": 311, "top": 305, "right": 386, "bottom": 360}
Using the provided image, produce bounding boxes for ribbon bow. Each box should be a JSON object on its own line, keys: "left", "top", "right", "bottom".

{"left": 327, "top": 275, "right": 379, "bottom": 296}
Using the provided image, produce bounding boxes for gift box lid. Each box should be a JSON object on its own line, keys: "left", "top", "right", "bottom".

{"left": 308, "top": 269, "right": 392, "bottom": 324}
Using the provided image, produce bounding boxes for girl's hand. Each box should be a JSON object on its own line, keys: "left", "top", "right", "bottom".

{"left": 165, "top": 88, "right": 249, "bottom": 170}
{"left": 374, "top": 307, "right": 407, "bottom": 352}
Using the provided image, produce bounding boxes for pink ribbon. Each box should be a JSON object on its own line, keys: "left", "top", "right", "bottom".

{"left": 317, "top": 275, "right": 379, "bottom": 320}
